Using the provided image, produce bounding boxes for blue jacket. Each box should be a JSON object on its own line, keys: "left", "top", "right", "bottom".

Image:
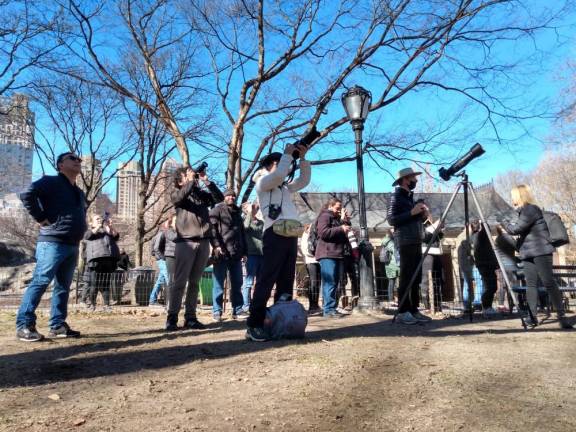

{"left": 20, "top": 173, "right": 87, "bottom": 245}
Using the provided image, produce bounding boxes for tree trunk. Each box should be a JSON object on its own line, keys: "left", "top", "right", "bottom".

{"left": 135, "top": 186, "right": 147, "bottom": 267}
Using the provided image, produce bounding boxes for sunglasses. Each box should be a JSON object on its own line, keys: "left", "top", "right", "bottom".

{"left": 64, "top": 155, "right": 82, "bottom": 162}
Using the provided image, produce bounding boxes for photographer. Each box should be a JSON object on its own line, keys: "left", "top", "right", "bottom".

{"left": 246, "top": 133, "right": 314, "bottom": 342}
{"left": 387, "top": 167, "right": 432, "bottom": 325}
{"left": 499, "top": 184, "right": 572, "bottom": 329}
{"left": 315, "top": 198, "right": 352, "bottom": 318}
{"left": 167, "top": 166, "right": 224, "bottom": 331}
{"left": 210, "top": 189, "right": 247, "bottom": 321}
{"left": 84, "top": 214, "right": 120, "bottom": 312}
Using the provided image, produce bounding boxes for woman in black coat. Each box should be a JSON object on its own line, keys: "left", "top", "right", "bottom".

{"left": 499, "top": 185, "right": 572, "bottom": 329}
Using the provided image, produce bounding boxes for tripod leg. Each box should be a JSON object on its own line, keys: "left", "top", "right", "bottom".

{"left": 393, "top": 183, "right": 463, "bottom": 322}
{"left": 468, "top": 185, "right": 528, "bottom": 329}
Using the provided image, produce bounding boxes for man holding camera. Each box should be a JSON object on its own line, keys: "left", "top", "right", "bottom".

{"left": 245, "top": 129, "right": 317, "bottom": 342}
{"left": 387, "top": 167, "right": 432, "bottom": 325}
{"left": 167, "top": 165, "right": 224, "bottom": 331}
{"left": 16, "top": 152, "right": 87, "bottom": 341}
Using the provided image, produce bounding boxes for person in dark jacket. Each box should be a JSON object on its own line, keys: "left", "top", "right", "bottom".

{"left": 210, "top": 189, "right": 248, "bottom": 321}
{"left": 499, "top": 184, "right": 572, "bottom": 329}
{"left": 16, "top": 152, "right": 87, "bottom": 341}
{"left": 84, "top": 213, "right": 120, "bottom": 311}
{"left": 167, "top": 166, "right": 224, "bottom": 331}
{"left": 387, "top": 167, "right": 432, "bottom": 325}
{"left": 163, "top": 214, "right": 178, "bottom": 309}
{"left": 470, "top": 220, "right": 499, "bottom": 316}
{"left": 241, "top": 200, "right": 264, "bottom": 312}
{"left": 495, "top": 226, "right": 521, "bottom": 309}
{"left": 117, "top": 249, "right": 133, "bottom": 271}
{"left": 315, "top": 197, "right": 351, "bottom": 317}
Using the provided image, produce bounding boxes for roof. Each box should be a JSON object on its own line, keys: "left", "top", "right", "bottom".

{"left": 293, "top": 185, "right": 515, "bottom": 231}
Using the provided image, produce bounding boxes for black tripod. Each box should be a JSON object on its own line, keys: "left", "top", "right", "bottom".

{"left": 391, "top": 172, "right": 529, "bottom": 329}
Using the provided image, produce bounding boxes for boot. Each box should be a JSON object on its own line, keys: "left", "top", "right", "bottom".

{"left": 558, "top": 315, "right": 574, "bottom": 330}
{"left": 165, "top": 314, "right": 178, "bottom": 332}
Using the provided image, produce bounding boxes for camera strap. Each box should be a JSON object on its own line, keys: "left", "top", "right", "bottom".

{"left": 264, "top": 185, "right": 284, "bottom": 214}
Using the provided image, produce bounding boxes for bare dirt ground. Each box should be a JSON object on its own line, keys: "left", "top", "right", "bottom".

{"left": 0, "top": 308, "right": 575, "bottom": 432}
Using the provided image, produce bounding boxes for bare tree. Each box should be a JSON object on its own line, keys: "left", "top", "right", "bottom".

{"left": 31, "top": 75, "right": 135, "bottom": 209}
{"left": 0, "top": 1, "right": 63, "bottom": 98}
{"left": 53, "top": 0, "right": 214, "bottom": 167}
{"left": 186, "top": 0, "right": 573, "bottom": 200}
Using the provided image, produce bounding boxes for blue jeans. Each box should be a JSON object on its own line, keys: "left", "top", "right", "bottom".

{"left": 319, "top": 258, "right": 342, "bottom": 314}
{"left": 242, "top": 255, "right": 263, "bottom": 309}
{"left": 212, "top": 259, "right": 244, "bottom": 315}
{"left": 462, "top": 267, "right": 482, "bottom": 305}
{"left": 149, "top": 259, "right": 168, "bottom": 303}
{"left": 16, "top": 241, "right": 78, "bottom": 330}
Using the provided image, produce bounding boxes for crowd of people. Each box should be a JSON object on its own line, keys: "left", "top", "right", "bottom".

{"left": 13, "top": 147, "right": 573, "bottom": 342}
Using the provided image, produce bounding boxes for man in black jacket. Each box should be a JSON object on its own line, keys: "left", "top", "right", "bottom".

{"left": 210, "top": 189, "right": 247, "bottom": 321}
{"left": 387, "top": 167, "right": 432, "bottom": 325}
{"left": 167, "top": 166, "right": 224, "bottom": 331}
{"left": 16, "top": 152, "right": 87, "bottom": 341}
{"left": 470, "top": 220, "right": 499, "bottom": 316}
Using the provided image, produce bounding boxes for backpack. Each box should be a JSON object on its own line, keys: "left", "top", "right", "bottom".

{"left": 307, "top": 221, "right": 319, "bottom": 256}
{"left": 379, "top": 240, "right": 392, "bottom": 264}
{"left": 264, "top": 295, "right": 308, "bottom": 340}
{"left": 543, "top": 211, "right": 570, "bottom": 247}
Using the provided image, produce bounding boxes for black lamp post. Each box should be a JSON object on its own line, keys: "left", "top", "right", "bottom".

{"left": 341, "top": 85, "right": 378, "bottom": 310}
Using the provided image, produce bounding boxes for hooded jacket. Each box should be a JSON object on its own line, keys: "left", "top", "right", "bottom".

{"left": 254, "top": 153, "right": 311, "bottom": 231}
{"left": 170, "top": 180, "right": 224, "bottom": 241}
{"left": 314, "top": 208, "right": 350, "bottom": 260}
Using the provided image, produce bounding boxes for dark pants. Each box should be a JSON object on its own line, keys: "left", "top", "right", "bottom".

{"left": 340, "top": 255, "right": 359, "bottom": 298}
{"left": 306, "top": 263, "right": 321, "bottom": 310}
{"left": 478, "top": 265, "right": 498, "bottom": 309}
{"left": 398, "top": 244, "right": 422, "bottom": 314}
{"left": 523, "top": 254, "right": 565, "bottom": 318}
{"left": 87, "top": 258, "right": 117, "bottom": 307}
{"left": 248, "top": 228, "right": 297, "bottom": 328}
{"left": 165, "top": 256, "right": 176, "bottom": 308}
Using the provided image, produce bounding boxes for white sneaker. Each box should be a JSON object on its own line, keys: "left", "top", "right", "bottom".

{"left": 396, "top": 311, "right": 418, "bottom": 325}
{"left": 412, "top": 311, "right": 432, "bottom": 322}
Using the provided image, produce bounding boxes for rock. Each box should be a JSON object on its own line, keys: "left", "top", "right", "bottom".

{"left": 48, "top": 393, "right": 61, "bottom": 401}
{"left": 73, "top": 418, "right": 86, "bottom": 426}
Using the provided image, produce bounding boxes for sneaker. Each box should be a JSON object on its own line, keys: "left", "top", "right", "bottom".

{"left": 245, "top": 327, "right": 269, "bottom": 342}
{"left": 149, "top": 301, "right": 159, "bottom": 307}
{"left": 396, "top": 311, "right": 418, "bottom": 325}
{"left": 48, "top": 323, "right": 81, "bottom": 339}
{"left": 16, "top": 326, "right": 44, "bottom": 342}
{"left": 232, "top": 310, "right": 249, "bottom": 320}
{"left": 523, "top": 315, "right": 538, "bottom": 329}
{"left": 412, "top": 311, "right": 432, "bottom": 322}
{"left": 212, "top": 313, "right": 222, "bottom": 323}
{"left": 183, "top": 319, "right": 207, "bottom": 330}
{"left": 308, "top": 307, "right": 322, "bottom": 316}
{"left": 165, "top": 321, "right": 178, "bottom": 332}
{"left": 102, "top": 305, "right": 113, "bottom": 313}
{"left": 323, "top": 310, "right": 346, "bottom": 319}
{"left": 482, "top": 307, "right": 498, "bottom": 317}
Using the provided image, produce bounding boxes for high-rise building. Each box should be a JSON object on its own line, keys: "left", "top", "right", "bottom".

{"left": 148, "top": 158, "right": 179, "bottom": 222}
{"left": 116, "top": 160, "right": 141, "bottom": 221}
{"left": 0, "top": 94, "right": 34, "bottom": 196}
{"left": 79, "top": 155, "right": 103, "bottom": 203}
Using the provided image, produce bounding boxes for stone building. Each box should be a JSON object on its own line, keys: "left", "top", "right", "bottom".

{"left": 0, "top": 94, "right": 34, "bottom": 196}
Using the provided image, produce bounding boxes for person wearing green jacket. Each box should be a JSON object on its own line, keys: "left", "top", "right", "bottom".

{"left": 380, "top": 229, "right": 399, "bottom": 303}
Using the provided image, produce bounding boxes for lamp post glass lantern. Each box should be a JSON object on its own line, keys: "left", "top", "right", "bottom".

{"left": 341, "top": 85, "right": 378, "bottom": 310}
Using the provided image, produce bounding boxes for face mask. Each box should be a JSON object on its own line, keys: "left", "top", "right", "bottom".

{"left": 408, "top": 180, "right": 417, "bottom": 190}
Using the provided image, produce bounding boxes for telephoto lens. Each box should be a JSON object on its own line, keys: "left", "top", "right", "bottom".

{"left": 292, "top": 126, "right": 320, "bottom": 159}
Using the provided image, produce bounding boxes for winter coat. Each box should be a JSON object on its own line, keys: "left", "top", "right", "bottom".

{"left": 20, "top": 173, "right": 87, "bottom": 245}
{"left": 210, "top": 202, "right": 247, "bottom": 260}
{"left": 300, "top": 229, "right": 318, "bottom": 264}
{"left": 170, "top": 180, "right": 224, "bottom": 241}
{"left": 503, "top": 204, "right": 555, "bottom": 260}
{"left": 254, "top": 154, "right": 311, "bottom": 231}
{"left": 84, "top": 229, "right": 120, "bottom": 262}
{"left": 495, "top": 231, "right": 519, "bottom": 267}
{"left": 386, "top": 187, "right": 425, "bottom": 247}
{"left": 471, "top": 227, "right": 498, "bottom": 269}
{"left": 458, "top": 239, "right": 474, "bottom": 275}
{"left": 244, "top": 215, "right": 264, "bottom": 256}
{"left": 151, "top": 229, "right": 177, "bottom": 260}
{"left": 314, "top": 209, "right": 349, "bottom": 260}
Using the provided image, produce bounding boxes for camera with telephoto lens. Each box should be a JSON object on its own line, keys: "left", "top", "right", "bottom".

{"left": 292, "top": 126, "right": 321, "bottom": 159}
{"left": 268, "top": 203, "right": 282, "bottom": 220}
{"left": 193, "top": 161, "right": 208, "bottom": 178}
